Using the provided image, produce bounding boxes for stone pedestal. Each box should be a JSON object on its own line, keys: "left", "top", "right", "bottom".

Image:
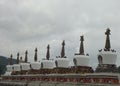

{"left": 71, "top": 66, "right": 94, "bottom": 73}
{"left": 53, "top": 68, "right": 71, "bottom": 74}
{"left": 95, "top": 64, "right": 118, "bottom": 73}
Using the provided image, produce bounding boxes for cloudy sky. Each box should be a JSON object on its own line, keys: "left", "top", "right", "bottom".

{"left": 0, "top": 0, "right": 120, "bottom": 68}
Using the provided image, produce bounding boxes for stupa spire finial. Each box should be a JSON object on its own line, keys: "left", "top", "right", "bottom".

{"left": 25, "top": 50, "right": 28, "bottom": 63}
{"left": 46, "top": 44, "right": 50, "bottom": 60}
{"left": 9, "top": 54, "right": 13, "bottom": 65}
{"left": 20, "top": 56, "right": 22, "bottom": 62}
{"left": 105, "top": 28, "right": 111, "bottom": 51}
{"left": 17, "top": 52, "right": 19, "bottom": 64}
{"left": 61, "top": 40, "right": 65, "bottom": 57}
{"left": 79, "top": 35, "right": 84, "bottom": 55}
{"left": 34, "top": 48, "right": 38, "bottom": 62}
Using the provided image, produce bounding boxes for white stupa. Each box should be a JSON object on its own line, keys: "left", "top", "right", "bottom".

{"left": 98, "top": 51, "right": 117, "bottom": 65}
{"left": 5, "top": 54, "right": 13, "bottom": 75}
{"left": 41, "top": 60, "right": 54, "bottom": 69}
{"left": 74, "top": 55, "right": 89, "bottom": 66}
{"left": 55, "top": 57, "right": 69, "bottom": 68}
{"left": 73, "top": 36, "right": 89, "bottom": 67}
{"left": 13, "top": 64, "right": 21, "bottom": 71}
{"left": 6, "top": 65, "right": 13, "bottom": 72}
{"left": 20, "top": 50, "right": 30, "bottom": 71}
{"left": 97, "top": 28, "right": 117, "bottom": 65}
{"left": 96, "top": 28, "right": 117, "bottom": 72}
{"left": 13, "top": 53, "right": 21, "bottom": 71}
{"left": 30, "top": 48, "right": 41, "bottom": 70}
{"left": 55, "top": 40, "right": 69, "bottom": 68}
{"left": 41, "top": 45, "right": 54, "bottom": 69}
{"left": 30, "top": 62, "right": 41, "bottom": 70}
{"left": 20, "top": 63, "right": 30, "bottom": 71}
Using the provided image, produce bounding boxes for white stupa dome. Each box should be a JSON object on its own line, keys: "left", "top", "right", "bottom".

{"left": 74, "top": 55, "right": 89, "bottom": 66}
{"left": 41, "top": 60, "right": 54, "bottom": 69}
{"left": 55, "top": 58, "right": 69, "bottom": 68}
{"left": 13, "top": 64, "right": 21, "bottom": 71}
{"left": 6, "top": 65, "right": 13, "bottom": 72}
{"left": 20, "top": 63, "right": 30, "bottom": 71}
{"left": 98, "top": 51, "right": 117, "bottom": 65}
{"left": 30, "top": 62, "right": 41, "bottom": 70}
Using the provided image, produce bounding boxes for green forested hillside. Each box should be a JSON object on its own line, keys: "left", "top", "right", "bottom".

{"left": 0, "top": 56, "right": 16, "bottom": 75}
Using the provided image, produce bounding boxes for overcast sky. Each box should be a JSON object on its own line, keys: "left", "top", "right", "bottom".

{"left": 0, "top": 0, "right": 120, "bottom": 68}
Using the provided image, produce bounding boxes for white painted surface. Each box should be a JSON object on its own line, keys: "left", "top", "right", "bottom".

{"left": 4, "top": 71, "right": 12, "bottom": 75}
{"left": 74, "top": 55, "right": 89, "bottom": 66}
{"left": 6, "top": 65, "right": 13, "bottom": 72}
{"left": 55, "top": 58, "right": 69, "bottom": 68}
{"left": 98, "top": 51, "right": 117, "bottom": 64}
{"left": 13, "top": 64, "right": 21, "bottom": 71}
{"left": 30, "top": 62, "right": 41, "bottom": 70}
{"left": 41, "top": 60, "right": 54, "bottom": 69}
{"left": 20, "top": 63, "right": 30, "bottom": 71}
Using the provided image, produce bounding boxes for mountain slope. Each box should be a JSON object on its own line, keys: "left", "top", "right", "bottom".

{"left": 0, "top": 56, "right": 16, "bottom": 75}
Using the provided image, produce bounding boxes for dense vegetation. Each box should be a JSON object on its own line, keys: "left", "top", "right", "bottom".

{"left": 0, "top": 56, "right": 16, "bottom": 75}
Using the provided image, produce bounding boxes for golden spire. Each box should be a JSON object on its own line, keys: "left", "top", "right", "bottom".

{"left": 24, "top": 50, "right": 28, "bottom": 63}
{"left": 105, "top": 28, "right": 111, "bottom": 51}
{"left": 34, "top": 48, "right": 37, "bottom": 62}
{"left": 46, "top": 44, "right": 50, "bottom": 60}
{"left": 61, "top": 40, "right": 65, "bottom": 57}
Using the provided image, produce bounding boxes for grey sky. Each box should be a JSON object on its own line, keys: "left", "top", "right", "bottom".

{"left": 0, "top": 0, "right": 120, "bottom": 68}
